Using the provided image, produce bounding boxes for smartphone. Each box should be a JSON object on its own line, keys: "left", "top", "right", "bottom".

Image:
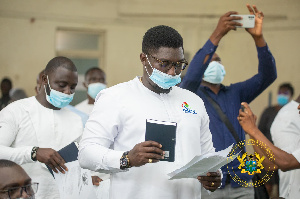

{"left": 241, "top": 105, "right": 245, "bottom": 112}
{"left": 230, "top": 15, "right": 255, "bottom": 28}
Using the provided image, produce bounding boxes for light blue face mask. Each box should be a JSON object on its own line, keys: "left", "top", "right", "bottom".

{"left": 44, "top": 76, "right": 74, "bottom": 108}
{"left": 87, "top": 82, "right": 106, "bottom": 99}
{"left": 145, "top": 55, "right": 181, "bottom": 90}
{"left": 277, "top": 94, "right": 289, "bottom": 106}
{"left": 203, "top": 61, "right": 226, "bottom": 84}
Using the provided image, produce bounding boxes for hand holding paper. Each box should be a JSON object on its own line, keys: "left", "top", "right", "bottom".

{"left": 168, "top": 144, "right": 239, "bottom": 180}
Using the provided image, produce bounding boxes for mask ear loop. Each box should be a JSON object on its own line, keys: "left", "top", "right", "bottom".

{"left": 46, "top": 75, "right": 52, "bottom": 91}
{"left": 144, "top": 54, "right": 153, "bottom": 77}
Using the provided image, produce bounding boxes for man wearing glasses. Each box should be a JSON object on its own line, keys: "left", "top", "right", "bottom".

{"left": 0, "top": 159, "right": 38, "bottom": 199}
{"left": 79, "top": 25, "right": 221, "bottom": 199}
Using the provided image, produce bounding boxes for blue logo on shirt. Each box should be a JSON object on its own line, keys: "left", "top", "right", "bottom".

{"left": 182, "top": 102, "right": 197, "bottom": 114}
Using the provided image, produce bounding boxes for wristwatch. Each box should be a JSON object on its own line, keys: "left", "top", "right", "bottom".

{"left": 31, "top": 146, "right": 39, "bottom": 161}
{"left": 120, "top": 151, "right": 131, "bottom": 170}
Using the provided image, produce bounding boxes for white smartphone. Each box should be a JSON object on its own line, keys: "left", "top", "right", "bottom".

{"left": 230, "top": 15, "right": 255, "bottom": 28}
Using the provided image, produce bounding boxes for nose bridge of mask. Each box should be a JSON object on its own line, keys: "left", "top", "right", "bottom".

{"left": 205, "top": 61, "right": 225, "bottom": 76}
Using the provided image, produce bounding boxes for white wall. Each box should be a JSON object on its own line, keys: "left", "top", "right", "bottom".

{"left": 0, "top": 0, "right": 299, "bottom": 120}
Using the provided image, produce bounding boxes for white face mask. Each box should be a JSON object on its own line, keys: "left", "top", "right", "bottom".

{"left": 203, "top": 61, "right": 226, "bottom": 84}
{"left": 87, "top": 82, "right": 106, "bottom": 99}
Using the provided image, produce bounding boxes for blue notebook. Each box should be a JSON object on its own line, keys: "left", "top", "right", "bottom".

{"left": 145, "top": 119, "right": 177, "bottom": 162}
{"left": 47, "top": 142, "right": 78, "bottom": 177}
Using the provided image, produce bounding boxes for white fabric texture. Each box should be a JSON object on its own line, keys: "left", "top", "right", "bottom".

{"left": 0, "top": 96, "right": 83, "bottom": 199}
{"left": 270, "top": 100, "right": 300, "bottom": 199}
{"left": 75, "top": 99, "right": 94, "bottom": 115}
{"left": 76, "top": 98, "right": 111, "bottom": 199}
{"left": 79, "top": 77, "right": 216, "bottom": 199}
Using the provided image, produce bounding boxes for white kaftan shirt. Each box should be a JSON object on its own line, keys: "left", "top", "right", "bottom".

{"left": 0, "top": 97, "right": 83, "bottom": 199}
{"left": 79, "top": 77, "right": 215, "bottom": 199}
{"left": 75, "top": 99, "right": 94, "bottom": 116}
{"left": 271, "top": 100, "right": 300, "bottom": 199}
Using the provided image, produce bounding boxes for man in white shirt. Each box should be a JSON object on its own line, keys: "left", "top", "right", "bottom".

{"left": 270, "top": 96, "right": 300, "bottom": 199}
{"left": 0, "top": 57, "right": 83, "bottom": 199}
{"left": 79, "top": 25, "right": 221, "bottom": 199}
{"left": 238, "top": 99, "right": 300, "bottom": 199}
{"left": 75, "top": 68, "right": 109, "bottom": 199}
{"left": 76, "top": 67, "right": 107, "bottom": 115}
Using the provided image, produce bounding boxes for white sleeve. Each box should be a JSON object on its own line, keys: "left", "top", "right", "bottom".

{"left": 199, "top": 104, "right": 215, "bottom": 155}
{"left": 78, "top": 91, "right": 124, "bottom": 173}
{"left": 271, "top": 110, "right": 300, "bottom": 153}
{"left": 0, "top": 104, "right": 34, "bottom": 164}
{"left": 292, "top": 144, "right": 300, "bottom": 164}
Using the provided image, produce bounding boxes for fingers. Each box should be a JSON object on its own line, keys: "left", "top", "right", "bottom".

{"left": 206, "top": 172, "right": 221, "bottom": 177}
{"left": 142, "top": 141, "right": 162, "bottom": 149}
{"left": 253, "top": 5, "right": 259, "bottom": 14}
{"left": 246, "top": 4, "right": 254, "bottom": 14}
{"left": 241, "top": 102, "right": 252, "bottom": 115}
{"left": 197, "top": 175, "right": 221, "bottom": 191}
{"left": 224, "top": 11, "right": 238, "bottom": 17}
{"left": 92, "top": 176, "right": 103, "bottom": 186}
{"left": 50, "top": 154, "right": 67, "bottom": 174}
{"left": 144, "top": 146, "right": 164, "bottom": 155}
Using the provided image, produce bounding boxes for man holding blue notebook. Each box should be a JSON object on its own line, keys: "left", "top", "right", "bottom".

{"left": 79, "top": 25, "right": 221, "bottom": 199}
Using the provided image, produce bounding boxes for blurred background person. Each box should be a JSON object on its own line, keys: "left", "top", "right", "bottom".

{"left": 9, "top": 88, "right": 28, "bottom": 103}
{"left": 238, "top": 101, "right": 300, "bottom": 199}
{"left": 35, "top": 69, "right": 45, "bottom": 95}
{"left": 257, "top": 82, "right": 294, "bottom": 198}
{"left": 76, "top": 67, "right": 106, "bottom": 115}
{"left": 0, "top": 77, "right": 13, "bottom": 110}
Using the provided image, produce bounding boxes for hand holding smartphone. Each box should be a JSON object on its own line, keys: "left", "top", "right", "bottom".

{"left": 230, "top": 15, "right": 255, "bottom": 28}
{"left": 241, "top": 105, "right": 245, "bottom": 112}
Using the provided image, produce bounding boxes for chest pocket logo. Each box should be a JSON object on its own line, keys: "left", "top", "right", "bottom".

{"left": 182, "top": 102, "right": 197, "bottom": 114}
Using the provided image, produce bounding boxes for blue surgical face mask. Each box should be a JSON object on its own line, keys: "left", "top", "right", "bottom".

{"left": 277, "top": 94, "right": 289, "bottom": 106}
{"left": 44, "top": 76, "right": 74, "bottom": 108}
{"left": 203, "top": 61, "right": 226, "bottom": 84}
{"left": 145, "top": 55, "right": 181, "bottom": 90}
{"left": 88, "top": 82, "right": 106, "bottom": 99}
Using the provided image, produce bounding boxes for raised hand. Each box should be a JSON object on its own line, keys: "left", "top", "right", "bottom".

{"left": 245, "top": 4, "right": 264, "bottom": 38}
{"left": 237, "top": 102, "right": 258, "bottom": 135}
{"left": 210, "top": 11, "right": 242, "bottom": 45}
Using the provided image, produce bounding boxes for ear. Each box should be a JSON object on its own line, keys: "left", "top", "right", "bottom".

{"left": 41, "top": 74, "right": 48, "bottom": 85}
{"left": 140, "top": 53, "right": 147, "bottom": 66}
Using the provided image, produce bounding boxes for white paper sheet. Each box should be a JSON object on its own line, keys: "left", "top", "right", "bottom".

{"left": 53, "top": 160, "right": 97, "bottom": 199}
{"left": 168, "top": 144, "right": 240, "bottom": 180}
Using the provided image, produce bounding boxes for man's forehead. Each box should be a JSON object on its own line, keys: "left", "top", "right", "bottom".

{"left": 153, "top": 47, "right": 184, "bottom": 59}
{"left": 0, "top": 166, "right": 31, "bottom": 188}
{"left": 48, "top": 67, "right": 78, "bottom": 82}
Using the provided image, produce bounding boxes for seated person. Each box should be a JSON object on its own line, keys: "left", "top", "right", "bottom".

{"left": 0, "top": 159, "right": 38, "bottom": 199}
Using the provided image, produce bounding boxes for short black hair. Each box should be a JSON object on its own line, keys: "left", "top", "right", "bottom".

{"left": 1, "top": 78, "right": 12, "bottom": 87}
{"left": 44, "top": 56, "right": 77, "bottom": 75}
{"left": 0, "top": 159, "right": 18, "bottom": 168}
{"left": 84, "top": 67, "right": 105, "bottom": 81}
{"left": 142, "top": 25, "right": 183, "bottom": 54}
{"left": 279, "top": 82, "right": 294, "bottom": 97}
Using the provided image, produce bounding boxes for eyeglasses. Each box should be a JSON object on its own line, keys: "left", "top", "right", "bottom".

{"left": 0, "top": 183, "right": 39, "bottom": 199}
{"left": 147, "top": 54, "right": 188, "bottom": 72}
